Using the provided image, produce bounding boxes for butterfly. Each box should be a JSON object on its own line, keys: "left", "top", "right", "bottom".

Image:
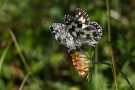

{"left": 50, "top": 8, "right": 102, "bottom": 53}
{"left": 50, "top": 8, "right": 98, "bottom": 78}
{"left": 64, "top": 8, "right": 102, "bottom": 47}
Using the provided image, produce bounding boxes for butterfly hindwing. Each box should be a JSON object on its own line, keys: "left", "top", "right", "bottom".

{"left": 80, "top": 22, "right": 102, "bottom": 46}
{"left": 89, "top": 22, "right": 102, "bottom": 40}
{"left": 75, "top": 8, "right": 102, "bottom": 46}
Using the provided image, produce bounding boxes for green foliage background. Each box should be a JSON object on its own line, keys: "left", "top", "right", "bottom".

{"left": 0, "top": 0, "right": 135, "bottom": 90}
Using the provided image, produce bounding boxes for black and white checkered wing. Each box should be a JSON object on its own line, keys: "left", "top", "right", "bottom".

{"left": 64, "top": 15, "right": 82, "bottom": 40}
{"left": 75, "top": 8, "right": 90, "bottom": 29}
{"left": 50, "top": 23, "right": 76, "bottom": 52}
{"left": 80, "top": 22, "right": 102, "bottom": 46}
{"left": 75, "top": 8, "right": 102, "bottom": 47}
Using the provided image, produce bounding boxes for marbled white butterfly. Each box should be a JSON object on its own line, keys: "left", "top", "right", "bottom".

{"left": 50, "top": 8, "right": 102, "bottom": 52}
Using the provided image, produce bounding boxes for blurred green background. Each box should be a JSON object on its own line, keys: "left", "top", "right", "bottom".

{"left": 0, "top": 0, "right": 135, "bottom": 90}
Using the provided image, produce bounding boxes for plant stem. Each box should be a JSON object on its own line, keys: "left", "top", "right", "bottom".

{"left": 106, "top": 0, "right": 118, "bottom": 89}
{"left": 95, "top": 44, "right": 98, "bottom": 89}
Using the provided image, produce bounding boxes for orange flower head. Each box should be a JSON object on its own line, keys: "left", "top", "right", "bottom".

{"left": 71, "top": 51, "right": 92, "bottom": 78}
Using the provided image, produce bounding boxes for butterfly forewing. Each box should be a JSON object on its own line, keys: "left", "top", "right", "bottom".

{"left": 50, "top": 23, "right": 76, "bottom": 51}
{"left": 64, "top": 15, "right": 82, "bottom": 39}
{"left": 75, "top": 8, "right": 90, "bottom": 29}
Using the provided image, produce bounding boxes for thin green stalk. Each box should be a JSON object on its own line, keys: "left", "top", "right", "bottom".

{"left": 8, "top": 29, "right": 31, "bottom": 73}
{"left": 110, "top": 44, "right": 118, "bottom": 89}
{"left": 19, "top": 72, "right": 31, "bottom": 90}
{"left": 116, "top": 66, "right": 134, "bottom": 90}
{"left": 95, "top": 45, "right": 98, "bottom": 90}
{"left": 8, "top": 29, "right": 41, "bottom": 89}
{"left": 0, "top": 41, "right": 12, "bottom": 76}
{"left": 106, "top": 0, "right": 111, "bottom": 42}
{"left": 94, "top": 62, "right": 134, "bottom": 90}
{"left": 106, "top": 0, "right": 118, "bottom": 89}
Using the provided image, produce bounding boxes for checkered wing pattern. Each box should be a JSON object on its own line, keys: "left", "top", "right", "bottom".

{"left": 75, "top": 8, "right": 102, "bottom": 46}
{"left": 80, "top": 22, "right": 102, "bottom": 46}
{"left": 50, "top": 8, "right": 102, "bottom": 49}
{"left": 50, "top": 23, "right": 76, "bottom": 51}
{"left": 64, "top": 14, "right": 102, "bottom": 47}
{"left": 64, "top": 15, "right": 82, "bottom": 40}
{"left": 75, "top": 8, "right": 90, "bottom": 29}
